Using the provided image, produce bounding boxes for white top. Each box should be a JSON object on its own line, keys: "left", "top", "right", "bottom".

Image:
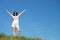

{"left": 12, "top": 16, "right": 19, "bottom": 25}
{"left": 5, "top": 9, "right": 26, "bottom": 26}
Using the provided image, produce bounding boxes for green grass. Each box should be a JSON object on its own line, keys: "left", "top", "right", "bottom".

{"left": 0, "top": 33, "right": 42, "bottom": 40}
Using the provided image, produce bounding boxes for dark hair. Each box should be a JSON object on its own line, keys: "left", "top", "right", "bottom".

{"left": 13, "top": 11, "right": 18, "bottom": 16}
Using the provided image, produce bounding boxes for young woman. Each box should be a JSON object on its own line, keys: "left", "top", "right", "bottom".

{"left": 5, "top": 9, "right": 26, "bottom": 36}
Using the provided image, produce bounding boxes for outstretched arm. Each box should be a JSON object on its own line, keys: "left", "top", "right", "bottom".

{"left": 5, "top": 9, "right": 13, "bottom": 17}
{"left": 18, "top": 9, "right": 26, "bottom": 17}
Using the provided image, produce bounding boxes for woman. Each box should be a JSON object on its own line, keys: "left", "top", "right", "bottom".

{"left": 5, "top": 9, "right": 26, "bottom": 36}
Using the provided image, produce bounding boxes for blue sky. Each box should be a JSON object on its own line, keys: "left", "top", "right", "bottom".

{"left": 0, "top": 0, "right": 60, "bottom": 40}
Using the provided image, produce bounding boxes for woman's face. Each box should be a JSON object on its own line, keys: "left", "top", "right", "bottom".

{"left": 14, "top": 12, "right": 17, "bottom": 16}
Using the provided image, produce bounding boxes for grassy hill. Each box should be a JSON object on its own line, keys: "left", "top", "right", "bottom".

{"left": 0, "top": 33, "right": 42, "bottom": 40}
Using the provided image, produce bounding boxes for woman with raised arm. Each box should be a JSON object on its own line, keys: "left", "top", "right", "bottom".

{"left": 5, "top": 9, "right": 26, "bottom": 36}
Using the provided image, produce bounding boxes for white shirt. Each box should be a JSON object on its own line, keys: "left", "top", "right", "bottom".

{"left": 12, "top": 16, "right": 19, "bottom": 25}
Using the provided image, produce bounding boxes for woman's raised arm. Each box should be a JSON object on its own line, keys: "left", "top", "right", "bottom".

{"left": 5, "top": 9, "right": 13, "bottom": 17}
{"left": 18, "top": 9, "right": 26, "bottom": 17}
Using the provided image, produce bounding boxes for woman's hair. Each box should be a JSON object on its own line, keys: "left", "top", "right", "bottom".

{"left": 13, "top": 11, "right": 18, "bottom": 16}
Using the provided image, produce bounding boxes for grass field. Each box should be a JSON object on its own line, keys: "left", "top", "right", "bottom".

{"left": 0, "top": 33, "right": 42, "bottom": 40}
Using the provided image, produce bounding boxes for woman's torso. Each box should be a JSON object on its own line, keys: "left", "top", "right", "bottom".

{"left": 12, "top": 16, "right": 19, "bottom": 25}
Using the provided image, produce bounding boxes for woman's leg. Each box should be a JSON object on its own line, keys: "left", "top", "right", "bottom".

{"left": 12, "top": 27, "right": 16, "bottom": 36}
{"left": 17, "top": 26, "right": 20, "bottom": 36}
{"left": 18, "top": 28, "right": 20, "bottom": 36}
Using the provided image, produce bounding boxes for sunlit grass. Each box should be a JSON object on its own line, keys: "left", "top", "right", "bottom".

{"left": 0, "top": 33, "right": 42, "bottom": 40}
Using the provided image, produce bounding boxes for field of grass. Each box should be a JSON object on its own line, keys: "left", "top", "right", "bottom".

{"left": 0, "top": 33, "right": 42, "bottom": 40}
